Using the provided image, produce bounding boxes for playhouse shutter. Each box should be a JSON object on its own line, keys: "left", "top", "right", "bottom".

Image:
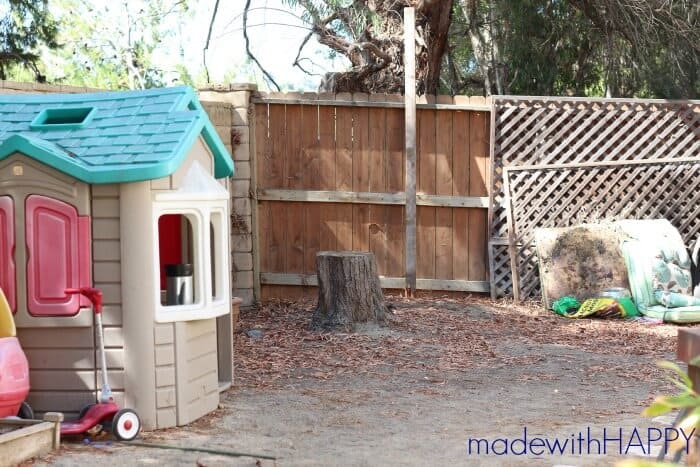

{"left": 25, "top": 195, "right": 91, "bottom": 317}
{"left": 0, "top": 196, "right": 16, "bottom": 313}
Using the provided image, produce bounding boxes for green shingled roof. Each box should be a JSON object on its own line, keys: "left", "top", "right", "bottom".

{"left": 0, "top": 86, "right": 234, "bottom": 184}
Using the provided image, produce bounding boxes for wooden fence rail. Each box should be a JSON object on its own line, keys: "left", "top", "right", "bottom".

{"left": 250, "top": 94, "right": 491, "bottom": 299}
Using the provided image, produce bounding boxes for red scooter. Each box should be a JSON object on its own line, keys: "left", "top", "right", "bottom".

{"left": 60, "top": 287, "right": 141, "bottom": 441}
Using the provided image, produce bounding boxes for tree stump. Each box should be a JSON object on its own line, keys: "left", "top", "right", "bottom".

{"left": 312, "top": 251, "right": 387, "bottom": 331}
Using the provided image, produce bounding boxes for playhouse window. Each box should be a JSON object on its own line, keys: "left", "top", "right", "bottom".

{"left": 209, "top": 210, "right": 226, "bottom": 302}
{"left": 153, "top": 200, "right": 229, "bottom": 323}
{"left": 157, "top": 214, "right": 200, "bottom": 307}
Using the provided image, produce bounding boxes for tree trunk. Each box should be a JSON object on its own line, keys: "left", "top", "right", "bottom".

{"left": 312, "top": 251, "right": 387, "bottom": 331}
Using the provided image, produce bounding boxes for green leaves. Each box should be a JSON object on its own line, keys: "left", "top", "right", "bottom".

{"left": 44, "top": 0, "right": 190, "bottom": 90}
{"left": 0, "top": 0, "right": 59, "bottom": 80}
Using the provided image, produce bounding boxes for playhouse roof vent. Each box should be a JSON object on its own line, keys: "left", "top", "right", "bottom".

{"left": 30, "top": 107, "right": 96, "bottom": 130}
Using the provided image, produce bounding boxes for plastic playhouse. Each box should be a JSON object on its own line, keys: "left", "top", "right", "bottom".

{"left": 0, "top": 86, "right": 235, "bottom": 430}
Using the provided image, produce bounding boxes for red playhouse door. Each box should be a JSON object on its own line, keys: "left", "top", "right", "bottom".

{"left": 0, "top": 196, "right": 16, "bottom": 313}
{"left": 25, "top": 195, "right": 91, "bottom": 317}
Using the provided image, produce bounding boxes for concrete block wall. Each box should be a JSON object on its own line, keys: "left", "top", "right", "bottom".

{"left": 199, "top": 84, "right": 257, "bottom": 308}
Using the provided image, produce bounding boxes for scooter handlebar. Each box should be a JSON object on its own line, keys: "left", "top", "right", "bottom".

{"left": 65, "top": 287, "right": 103, "bottom": 314}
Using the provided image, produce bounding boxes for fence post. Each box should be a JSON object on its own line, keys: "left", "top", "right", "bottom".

{"left": 404, "top": 7, "right": 417, "bottom": 296}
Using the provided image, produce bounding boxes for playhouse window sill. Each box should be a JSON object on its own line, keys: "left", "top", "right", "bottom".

{"left": 155, "top": 300, "right": 229, "bottom": 323}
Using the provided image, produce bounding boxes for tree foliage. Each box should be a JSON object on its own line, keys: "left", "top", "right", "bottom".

{"left": 275, "top": 0, "right": 700, "bottom": 98}
{"left": 47, "top": 0, "right": 189, "bottom": 89}
{"left": 0, "top": 0, "right": 59, "bottom": 81}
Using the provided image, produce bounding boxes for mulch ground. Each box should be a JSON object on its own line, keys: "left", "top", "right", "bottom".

{"left": 233, "top": 295, "right": 684, "bottom": 391}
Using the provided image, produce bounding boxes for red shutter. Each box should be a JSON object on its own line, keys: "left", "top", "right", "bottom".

{"left": 0, "top": 197, "right": 16, "bottom": 313}
{"left": 25, "top": 195, "right": 91, "bottom": 317}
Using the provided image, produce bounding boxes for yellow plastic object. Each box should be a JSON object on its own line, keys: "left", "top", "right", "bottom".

{"left": 0, "top": 288, "right": 16, "bottom": 337}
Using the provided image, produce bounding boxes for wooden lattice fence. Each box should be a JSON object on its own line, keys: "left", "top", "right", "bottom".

{"left": 488, "top": 96, "right": 700, "bottom": 299}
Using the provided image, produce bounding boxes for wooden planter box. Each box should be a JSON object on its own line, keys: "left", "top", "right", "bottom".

{"left": 0, "top": 413, "right": 62, "bottom": 466}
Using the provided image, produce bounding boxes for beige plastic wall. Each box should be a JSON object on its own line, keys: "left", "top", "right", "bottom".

{"left": 122, "top": 136, "right": 224, "bottom": 430}
{"left": 0, "top": 154, "right": 127, "bottom": 417}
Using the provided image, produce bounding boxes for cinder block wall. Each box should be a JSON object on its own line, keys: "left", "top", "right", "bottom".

{"left": 199, "top": 84, "right": 256, "bottom": 308}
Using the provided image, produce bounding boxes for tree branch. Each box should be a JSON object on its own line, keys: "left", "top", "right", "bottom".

{"left": 203, "top": 0, "right": 220, "bottom": 83}
{"left": 243, "top": 0, "right": 280, "bottom": 91}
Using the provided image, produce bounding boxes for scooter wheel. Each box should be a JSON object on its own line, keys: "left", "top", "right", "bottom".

{"left": 17, "top": 402, "right": 34, "bottom": 419}
{"left": 111, "top": 408, "right": 141, "bottom": 441}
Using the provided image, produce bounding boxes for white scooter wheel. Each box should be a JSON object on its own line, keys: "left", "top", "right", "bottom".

{"left": 111, "top": 408, "right": 141, "bottom": 441}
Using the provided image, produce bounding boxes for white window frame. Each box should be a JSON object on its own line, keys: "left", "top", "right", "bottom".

{"left": 152, "top": 198, "right": 230, "bottom": 323}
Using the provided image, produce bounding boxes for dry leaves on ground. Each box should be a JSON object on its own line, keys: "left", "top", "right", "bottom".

{"left": 233, "top": 295, "right": 685, "bottom": 389}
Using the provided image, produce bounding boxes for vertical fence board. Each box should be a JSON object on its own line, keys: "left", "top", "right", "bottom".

{"left": 267, "top": 104, "right": 286, "bottom": 188}
{"left": 368, "top": 107, "right": 388, "bottom": 274}
{"left": 387, "top": 108, "right": 405, "bottom": 192}
{"left": 335, "top": 107, "right": 353, "bottom": 191}
{"left": 352, "top": 107, "right": 370, "bottom": 252}
{"left": 417, "top": 109, "right": 436, "bottom": 279}
{"left": 386, "top": 108, "right": 406, "bottom": 277}
{"left": 435, "top": 110, "right": 453, "bottom": 279}
{"left": 266, "top": 105, "right": 288, "bottom": 272}
{"left": 255, "top": 104, "right": 269, "bottom": 273}
{"left": 452, "top": 110, "right": 470, "bottom": 280}
{"left": 285, "top": 106, "right": 305, "bottom": 273}
{"left": 285, "top": 105, "right": 302, "bottom": 189}
{"left": 468, "top": 110, "right": 489, "bottom": 281}
{"left": 302, "top": 105, "right": 321, "bottom": 273}
{"left": 318, "top": 106, "right": 337, "bottom": 252}
{"left": 255, "top": 104, "right": 269, "bottom": 188}
{"left": 335, "top": 106, "right": 354, "bottom": 250}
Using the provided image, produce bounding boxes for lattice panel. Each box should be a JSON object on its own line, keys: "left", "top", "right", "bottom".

{"left": 507, "top": 161, "right": 700, "bottom": 299}
{"left": 488, "top": 243, "right": 513, "bottom": 297}
{"left": 489, "top": 96, "right": 700, "bottom": 298}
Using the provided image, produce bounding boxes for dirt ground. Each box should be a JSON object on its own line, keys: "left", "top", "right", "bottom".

{"left": 30, "top": 295, "right": 686, "bottom": 466}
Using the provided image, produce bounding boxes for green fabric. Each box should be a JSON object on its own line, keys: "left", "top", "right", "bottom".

{"left": 0, "top": 86, "right": 234, "bottom": 184}
{"left": 552, "top": 296, "right": 580, "bottom": 316}
{"left": 618, "top": 297, "right": 640, "bottom": 317}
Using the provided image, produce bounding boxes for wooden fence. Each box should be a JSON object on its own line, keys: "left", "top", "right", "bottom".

{"left": 489, "top": 96, "right": 700, "bottom": 300}
{"left": 250, "top": 94, "right": 491, "bottom": 299}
